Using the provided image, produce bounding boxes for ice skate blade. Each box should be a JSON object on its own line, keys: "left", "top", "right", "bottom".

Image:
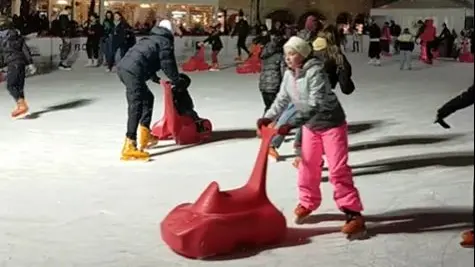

{"left": 460, "top": 242, "right": 474, "bottom": 248}
{"left": 11, "top": 112, "right": 30, "bottom": 120}
{"left": 120, "top": 155, "right": 150, "bottom": 161}
{"left": 294, "top": 216, "right": 309, "bottom": 225}
{"left": 345, "top": 229, "right": 368, "bottom": 241}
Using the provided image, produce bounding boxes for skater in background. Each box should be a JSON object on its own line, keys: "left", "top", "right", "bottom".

{"left": 396, "top": 28, "right": 415, "bottom": 70}
{"left": 57, "top": 5, "right": 73, "bottom": 70}
{"left": 389, "top": 20, "right": 401, "bottom": 54}
{"left": 258, "top": 31, "right": 285, "bottom": 115}
{"left": 84, "top": 13, "right": 103, "bottom": 67}
{"left": 257, "top": 36, "right": 366, "bottom": 237}
{"left": 231, "top": 10, "right": 250, "bottom": 62}
{"left": 435, "top": 82, "right": 474, "bottom": 248}
{"left": 0, "top": 15, "right": 36, "bottom": 119}
{"left": 117, "top": 18, "right": 185, "bottom": 161}
{"left": 298, "top": 15, "right": 319, "bottom": 43}
{"left": 380, "top": 22, "right": 391, "bottom": 56}
{"left": 106, "top": 12, "right": 131, "bottom": 72}
{"left": 351, "top": 27, "right": 360, "bottom": 53}
{"left": 366, "top": 19, "right": 381, "bottom": 65}
{"left": 419, "top": 19, "right": 437, "bottom": 64}
{"left": 252, "top": 25, "right": 271, "bottom": 46}
{"left": 200, "top": 24, "right": 223, "bottom": 71}
{"left": 101, "top": 11, "right": 114, "bottom": 66}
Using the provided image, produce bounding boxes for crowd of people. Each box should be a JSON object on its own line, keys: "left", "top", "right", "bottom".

{"left": 1, "top": 8, "right": 474, "bottom": 247}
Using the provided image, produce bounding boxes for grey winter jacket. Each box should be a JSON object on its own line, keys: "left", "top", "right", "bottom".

{"left": 259, "top": 35, "right": 285, "bottom": 93}
{"left": 117, "top": 26, "right": 180, "bottom": 84}
{"left": 264, "top": 58, "right": 346, "bottom": 130}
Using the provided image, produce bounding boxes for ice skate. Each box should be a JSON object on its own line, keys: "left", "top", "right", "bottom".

{"left": 342, "top": 213, "right": 367, "bottom": 240}
{"left": 234, "top": 56, "right": 242, "bottom": 62}
{"left": 209, "top": 63, "right": 220, "bottom": 71}
{"left": 59, "top": 63, "right": 71, "bottom": 70}
{"left": 121, "top": 138, "right": 150, "bottom": 161}
{"left": 85, "top": 59, "right": 94, "bottom": 67}
{"left": 268, "top": 147, "right": 280, "bottom": 161}
{"left": 138, "top": 125, "right": 159, "bottom": 150}
{"left": 460, "top": 229, "right": 474, "bottom": 248}
{"left": 292, "top": 156, "right": 301, "bottom": 168}
{"left": 294, "top": 204, "right": 312, "bottom": 224}
{"left": 11, "top": 99, "right": 29, "bottom": 119}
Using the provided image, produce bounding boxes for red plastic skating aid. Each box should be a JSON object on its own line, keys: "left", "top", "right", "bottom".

{"left": 182, "top": 47, "right": 211, "bottom": 72}
{"left": 160, "top": 126, "right": 287, "bottom": 259}
{"left": 151, "top": 81, "right": 212, "bottom": 145}
{"left": 236, "top": 45, "right": 262, "bottom": 74}
{"left": 459, "top": 41, "right": 474, "bottom": 63}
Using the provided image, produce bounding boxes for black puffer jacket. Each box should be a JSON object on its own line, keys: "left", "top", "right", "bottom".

{"left": 437, "top": 82, "right": 474, "bottom": 119}
{"left": 259, "top": 35, "right": 285, "bottom": 93}
{"left": 117, "top": 26, "right": 180, "bottom": 84}
{"left": 0, "top": 27, "right": 33, "bottom": 67}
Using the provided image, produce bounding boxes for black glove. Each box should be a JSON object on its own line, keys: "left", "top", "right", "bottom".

{"left": 434, "top": 116, "right": 451, "bottom": 129}
{"left": 151, "top": 75, "right": 161, "bottom": 84}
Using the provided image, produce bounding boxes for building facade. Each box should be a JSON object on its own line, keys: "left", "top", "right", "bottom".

{"left": 10, "top": 0, "right": 372, "bottom": 26}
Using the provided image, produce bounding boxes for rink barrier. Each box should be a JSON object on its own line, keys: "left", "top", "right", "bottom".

{"left": 26, "top": 36, "right": 255, "bottom": 70}
{"left": 25, "top": 35, "right": 426, "bottom": 72}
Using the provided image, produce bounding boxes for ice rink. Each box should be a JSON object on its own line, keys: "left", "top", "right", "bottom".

{"left": 0, "top": 54, "right": 474, "bottom": 267}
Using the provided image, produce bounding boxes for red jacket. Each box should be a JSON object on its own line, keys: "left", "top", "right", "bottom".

{"left": 420, "top": 19, "right": 436, "bottom": 42}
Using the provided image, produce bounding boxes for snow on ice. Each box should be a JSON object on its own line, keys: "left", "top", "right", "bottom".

{"left": 0, "top": 54, "right": 474, "bottom": 267}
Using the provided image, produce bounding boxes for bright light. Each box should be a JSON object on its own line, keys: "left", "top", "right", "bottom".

{"left": 56, "top": 0, "right": 68, "bottom": 5}
{"left": 104, "top": 1, "right": 109, "bottom": 6}
{"left": 139, "top": 3, "right": 150, "bottom": 8}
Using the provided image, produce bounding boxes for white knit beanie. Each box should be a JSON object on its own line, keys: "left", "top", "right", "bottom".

{"left": 158, "top": 19, "right": 174, "bottom": 33}
{"left": 284, "top": 36, "right": 312, "bottom": 58}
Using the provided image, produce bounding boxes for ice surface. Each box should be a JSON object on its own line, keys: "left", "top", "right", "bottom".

{"left": 0, "top": 54, "right": 474, "bottom": 267}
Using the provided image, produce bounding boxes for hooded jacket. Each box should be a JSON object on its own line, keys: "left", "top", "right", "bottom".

{"left": 259, "top": 35, "right": 285, "bottom": 93}
{"left": 264, "top": 57, "right": 346, "bottom": 130}
{"left": 0, "top": 26, "right": 33, "bottom": 67}
{"left": 117, "top": 25, "right": 180, "bottom": 84}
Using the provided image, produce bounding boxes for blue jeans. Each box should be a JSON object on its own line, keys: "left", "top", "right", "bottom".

{"left": 400, "top": 50, "right": 412, "bottom": 70}
{"left": 271, "top": 104, "right": 302, "bottom": 154}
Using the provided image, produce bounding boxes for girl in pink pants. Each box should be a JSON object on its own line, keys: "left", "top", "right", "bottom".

{"left": 258, "top": 36, "right": 365, "bottom": 238}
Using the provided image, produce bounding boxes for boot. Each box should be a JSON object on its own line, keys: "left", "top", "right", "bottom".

{"left": 342, "top": 212, "right": 367, "bottom": 240}
{"left": 294, "top": 204, "right": 312, "bottom": 224}
{"left": 209, "top": 63, "right": 220, "bottom": 71}
{"left": 11, "top": 98, "right": 29, "bottom": 119}
{"left": 92, "top": 59, "right": 98, "bottom": 67}
{"left": 268, "top": 146, "right": 280, "bottom": 161}
{"left": 121, "top": 138, "right": 150, "bottom": 161}
{"left": 138, "top": 125, "right": 158, "bottom": 150}
{"left": 292, "top": 156, "right": 301, "bottom": 168}
{"left": 460, "top": 229, "right": 474, "bottom": 248}
{"left": 85, "top": 59, "right": 93, "bottom": 67}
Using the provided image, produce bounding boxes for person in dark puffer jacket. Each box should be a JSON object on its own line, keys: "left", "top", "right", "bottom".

{"left": 117, "top": 19, "right": 185, "bottom": 161}
{"left": 259, "top": 33, "right": 285, "bottom": 114}
{"left": 200, "top": 25, "right": 223, "bottom": 71}
{"left": 434, "top": 82, "right": 474, "bottom": 248}
{"left": 0, "top": 15, "right": 36, "bottom": 119}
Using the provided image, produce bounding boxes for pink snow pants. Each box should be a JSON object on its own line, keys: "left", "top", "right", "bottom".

{"left": 298, "top": 122, "right": 363, "bottom": 212}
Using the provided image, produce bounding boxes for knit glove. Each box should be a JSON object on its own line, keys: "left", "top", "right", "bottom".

{"left": 277, "top": 124, "right": 292, "bottom": 136}
{"left": 256, "top": 118, "right": 273, "bottom": 129}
